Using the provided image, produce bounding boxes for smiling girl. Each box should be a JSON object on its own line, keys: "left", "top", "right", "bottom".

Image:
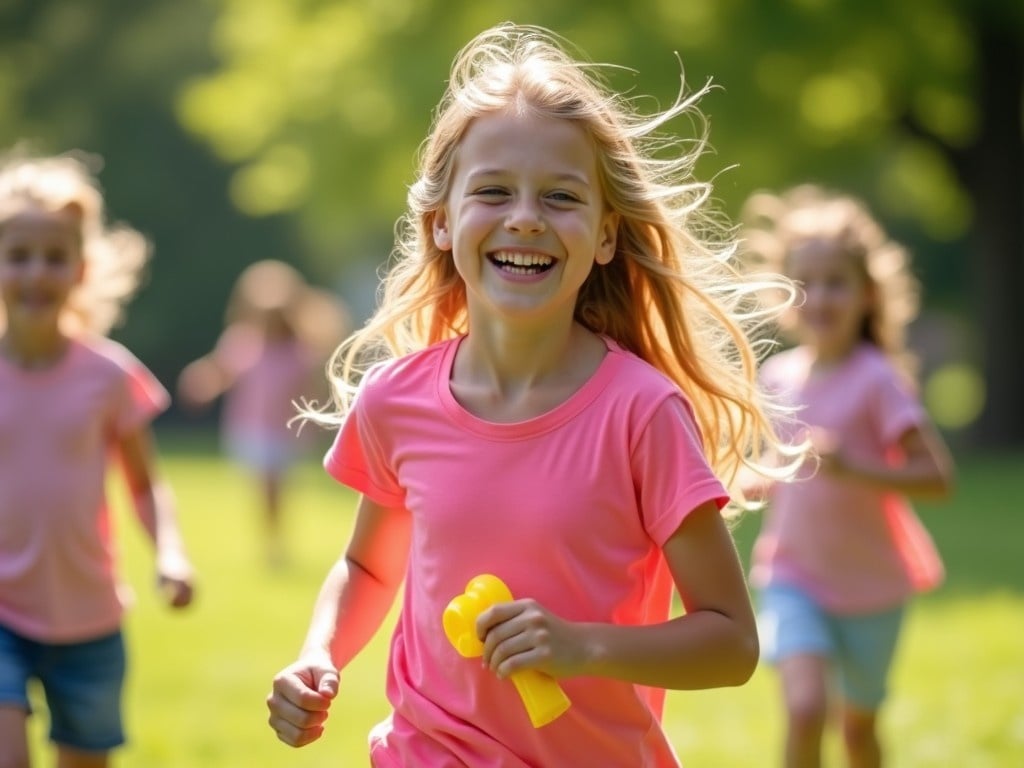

{"left": 0, "top": 151, "right": 194, "bottom": 768}
{"left": 741, "top": 184, "right": 955, "bottom": 768}
{"left": 266, "top": 24, "right": 802, "bottom": 766}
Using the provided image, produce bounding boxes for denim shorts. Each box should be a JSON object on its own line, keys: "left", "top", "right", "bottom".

{"left": 0, "top": 623, "right": 126, "bottom": 751}
{"left": 756, "top": 583, "right": 905, "bottom": 709}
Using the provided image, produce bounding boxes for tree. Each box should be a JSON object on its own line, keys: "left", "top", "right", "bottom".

{"left": 0, "top": 0, "right": 302, "bottom": 389}
{"left": 178, "top": 0, "right": 1023, "bottom": 447}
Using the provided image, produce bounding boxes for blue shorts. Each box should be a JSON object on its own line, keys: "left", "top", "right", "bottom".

{"left": 756, "top": 583, "right": 905, "bottom": 709}
{"left": 0, "top": 624, "right": 126, "bottom": 752}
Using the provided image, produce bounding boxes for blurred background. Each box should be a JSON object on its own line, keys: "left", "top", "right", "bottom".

{"left": 2, "top": 0, "right": 1021, "bottom": 449}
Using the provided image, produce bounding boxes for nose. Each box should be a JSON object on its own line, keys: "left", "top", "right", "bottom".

{"left": 20, "top": 254, "right": 49, "bottom": 282}
{"left": 504, "top": 198, "right": 545, "bottom": 235}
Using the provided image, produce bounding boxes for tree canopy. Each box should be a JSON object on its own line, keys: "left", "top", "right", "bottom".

{"left": 2, "top": 0, "right": 1021, "bottom": 444}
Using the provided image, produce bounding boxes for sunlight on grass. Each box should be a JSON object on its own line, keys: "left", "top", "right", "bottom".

{"left": 25, "top": 438, "right": 1024, "bottom": 766}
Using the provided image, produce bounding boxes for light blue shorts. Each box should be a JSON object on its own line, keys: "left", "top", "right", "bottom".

{"left": 756, "top": 583, "right": 905, "bottom": 709}
{"left": 0, "top": 624, "right": 126, "bottom": 751}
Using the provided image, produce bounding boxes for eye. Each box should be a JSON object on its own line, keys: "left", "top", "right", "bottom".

{"left": 547, "top": 190, "right": 582, "bottom": 204}
{"left": 45, "top": 247, "right": 72, "bottom": 266}
{"left": 825, "top": 275, "right": 850, "bottom": 291}
{"left": 5, "top": 246, "right": 29, "bottom": 264}
{"left": 472, "top": 186, "right": 508, "bottom": 200}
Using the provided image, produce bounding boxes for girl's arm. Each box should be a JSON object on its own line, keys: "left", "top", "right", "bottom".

{"left": 302, "top": 495, "right": 411, "bottom": 668}
{"left": 818, "top": 421, "right": 955, "bottom": 500}
{"left": 176, "top": 326, "right": 247, "bottom": 410}
{"left": 118, "top": 426, "right": 195, "bottom": 608}
{"left": 267, "top": 495, "right": 410, "bottom": 747}
{"left": 176, "top": 352, "right": 231, "bottom": 410}
{"left": 478, "top": 501, "right": 759, "bottom": 690}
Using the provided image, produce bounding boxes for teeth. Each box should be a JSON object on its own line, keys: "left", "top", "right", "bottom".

{"left": 492, "top": 251, "right": 553, "bottom": 267}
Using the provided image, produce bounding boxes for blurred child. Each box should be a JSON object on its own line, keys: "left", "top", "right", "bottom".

{"left": 177, "top": 259, "right": 348, "bottom": 565}
{"left": 0, "top": 150, "right": 195, "bottom": 768}
{"left": 741, "top": 185, "right": 955, "bottom": 768}
{"left": 266, "top": 23, "right": 804, "bottom": 765}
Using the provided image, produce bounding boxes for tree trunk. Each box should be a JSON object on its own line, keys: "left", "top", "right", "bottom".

{"left": 966, "top": 14, "right": 1024, "bottom": 448}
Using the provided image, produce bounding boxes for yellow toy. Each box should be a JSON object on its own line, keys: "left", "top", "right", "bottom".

{"left": 443, "top": 574, "right": 571, "bottom": 728}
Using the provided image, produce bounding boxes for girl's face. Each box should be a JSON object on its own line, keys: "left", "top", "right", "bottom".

{"left": 0, "top": 206, "right": 84, "bottom": 334}
{"left": 433, "top": 109, "right": 618, "bottom": 328}
{"left": 786, "top": 238, "right": 873, "bottom": 361}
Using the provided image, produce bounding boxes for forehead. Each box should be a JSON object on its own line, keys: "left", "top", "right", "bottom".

{"left": 456, "top": 110, "right": 598, "bottom": 176}
{"left": 0, "top": 206, "right": 80, "bottom": 243}
{"left": 786, "top": 237, "right": 860, "bottom": 275}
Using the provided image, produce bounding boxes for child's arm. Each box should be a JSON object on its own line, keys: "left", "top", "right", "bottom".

{"left": 815, "top": 421, "right": 955, "bottom": 500}
{"left": 176, "top": 352, "right": 231, "bottom": 411}
{"left": 176, "top": 327, "right": 245, "bottom": 411}
{"left": 736, "top": 461, "right": 777, "bottom": 506}
{"left": 476, "top": 501, "right": 759, "bottom": 691}
{"left": 118, "top": 426, "right": 195, "bottom": 608}
{"left": 267, "top": 494, "right": 410, "bottom": 747}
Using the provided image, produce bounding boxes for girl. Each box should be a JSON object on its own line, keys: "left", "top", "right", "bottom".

{"left": 177, "top": 259, "right": 348, "bottom": 566}
{"left": 741, "top": 185, "right": 955, "bottom": 768}
{"left": 267, "top": 24, "right": 800, "bottom": 766}
{"left": 0, "top": 151, "right": 195, "bottom": 768}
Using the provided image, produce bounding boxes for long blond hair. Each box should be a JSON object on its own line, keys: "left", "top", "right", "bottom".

{"left": 0, "top": 150, "right": 149, "bottom": 336}
{"left": 317, "top": 23, "right": 800, "bottom": 501}
{"left": 741, "top": 184, "right": 921, "bottom": 377}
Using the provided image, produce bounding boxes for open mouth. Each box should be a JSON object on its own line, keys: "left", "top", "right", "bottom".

{"left": 488, "top": 250, "right": 555, "bottom": 276}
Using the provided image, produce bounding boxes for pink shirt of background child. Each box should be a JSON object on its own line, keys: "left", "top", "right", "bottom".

{"left": 326, "top": 336, "right": 728, "bottom": 768}
{"left": 215, "top": 323, "right": 313, "bottom": 444}
{"left": 0, "top": 337, "right": 169, "bottom": 642}
{"left": 750, "top": 343, "right": 944, "bottom": 614}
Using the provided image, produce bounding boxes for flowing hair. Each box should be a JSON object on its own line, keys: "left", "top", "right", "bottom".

{"left": 310, "top": 23, "right": 803, "bottom": 508}
{"left": 0, "top": 150, "right": 149, "bottom": 337}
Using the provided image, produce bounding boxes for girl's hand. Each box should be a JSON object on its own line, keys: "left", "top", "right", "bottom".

{"left": 267, "top": 653, "right": 339, "bottom": 747}
{"left": 157, "top": 552, "right": 195, "bottom": 609}
{"left": 476, "top": 599, "right": 584, "bottom": 680}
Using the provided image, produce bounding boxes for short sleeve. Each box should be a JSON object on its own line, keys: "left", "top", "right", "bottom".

{"left": 632, "top": 396, "right": 729, "bottom": 546}
{"left": 110, "top": 347, "right": 170, "bottom": 435}
{"left": 871, "top": 366, "right": 926, "bottom": 447}
{"left": 324, "top": 377, "right": 406, "bottom": 509}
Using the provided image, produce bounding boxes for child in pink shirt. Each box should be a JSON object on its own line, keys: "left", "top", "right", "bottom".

{"left": 0, "top": 151, "right": 195, "bottom": 768}
{"left": 741, "top": 185, "right": 955, "bottom": 767}
{"left": 177, "top": 259, "right": 348, "bottom": 565}
{"left": 266, "top": 24, "right": 805, "bottom": 765}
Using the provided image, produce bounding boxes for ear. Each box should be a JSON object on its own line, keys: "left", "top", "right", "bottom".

{"left": 432, "top": 208, "right": 452, "bottom": 251}
{"left": 595, "top": 211, "right": 619, "bottom": 266}
{"left": 58, "top": 201, "right": 85, "bottom": 220}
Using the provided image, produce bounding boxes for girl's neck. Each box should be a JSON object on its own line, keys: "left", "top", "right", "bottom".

{"left": 459, "top": 321, "right": 596, "bottom": 389}
{"left": 451, "top": 321, "right": 606, "bottom": 422}
{"left": 807, "top": 339, "right": 862, "bottom": 372}
{"left": 0, "top": 328, "right": 72, "bottom": 370}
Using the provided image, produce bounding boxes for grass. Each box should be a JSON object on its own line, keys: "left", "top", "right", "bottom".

{"left": 26, "top": 431, "right": 1024, "bottom": 766}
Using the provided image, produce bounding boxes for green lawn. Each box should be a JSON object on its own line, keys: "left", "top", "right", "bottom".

{"left": 27, "top": 433, "right": 1024, "bottom": 766}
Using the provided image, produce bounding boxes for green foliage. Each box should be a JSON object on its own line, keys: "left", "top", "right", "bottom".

{"left": 0, "top": 0, "right": 303, "bottom": 389}
{"left": 176, "top": 0, "right": 1010, "bottom": 271}
{"left": 24, "top": 439, "right": 1024, "bottom": 766}
{"left": 1, "top": 1, "right": 1020, "bottom": 439}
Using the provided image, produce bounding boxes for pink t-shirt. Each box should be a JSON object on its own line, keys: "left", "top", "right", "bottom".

{"left": 0, "top": 336, "right": 169, "bottom": 642}
{"left": 216, "top": 324, "right": 314, "bottom": 441}
{"left": 325, "top": 335, "right": 728, "bottom": 768}
{"left": 750, "top": 343, "right": 944, "bottom": 614}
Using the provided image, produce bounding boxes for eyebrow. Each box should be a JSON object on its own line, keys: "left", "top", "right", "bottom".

{"left": 466, "top": 168, "right": 592, "bottom": 186}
